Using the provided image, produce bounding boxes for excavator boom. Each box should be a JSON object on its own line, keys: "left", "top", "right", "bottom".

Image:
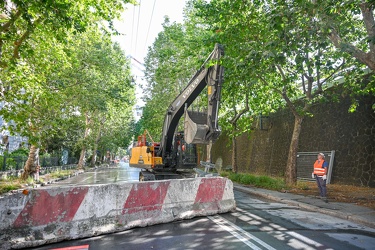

{"left": 130, "top": 44, "right": 224, "bottom": 179}
{"left": 159, "top": 43, "right": 224, "bottom": 159}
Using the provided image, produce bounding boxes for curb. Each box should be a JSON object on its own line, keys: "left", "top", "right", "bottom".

{"left": 234, "top": 185, "right": 375, "bottom": 229}
{"left": 36, "top": 169, "right": 85, "bottom": 187}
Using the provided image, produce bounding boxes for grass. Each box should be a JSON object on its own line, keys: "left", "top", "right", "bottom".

{"left": 0, "top": 181, "right": 22, "bottom": 195}
{"left": 220, "top": 171, "right": 286, "bottom": 191}
{"left": 0, "top": 169, "right": 75, "bottom": 195}
{"left": 49, "top": 170, "right": 74, "bottom": 179}
{"left": 295, "top": 181, "right": 311, "bottom": 190}
{"left": 26, "top": 176, "right": 35, "bottom": 185}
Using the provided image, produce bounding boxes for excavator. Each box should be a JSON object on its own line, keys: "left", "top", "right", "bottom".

{"left": 129, "top": 44, "right": 224, "bottom": 181}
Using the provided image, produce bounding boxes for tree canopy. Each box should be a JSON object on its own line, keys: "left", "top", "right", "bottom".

{"left": 137, "top": 0, "right": 374, "bottom": 183}
{"left": 1, "top": 0, "right": 374, "bottom": 181}
{"left": 1, "top": 0, "right": 136, "bottom": 175}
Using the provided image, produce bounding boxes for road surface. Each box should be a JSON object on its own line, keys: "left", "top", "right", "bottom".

{"left": 50, "top": 162, "right": 141, "bottom": 186}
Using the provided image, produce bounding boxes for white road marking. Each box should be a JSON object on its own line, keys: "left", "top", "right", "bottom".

{"left": 78, "top": 176, "right": 93, "bottom": 183}
{"left": 230, "top": 207, "right": 333, "bottom": 249}
{"left": 286, "top": 231, "right": 326, "bottom": 248}
{"left": 208, "top": 215, "right": 276, "bottom": 250}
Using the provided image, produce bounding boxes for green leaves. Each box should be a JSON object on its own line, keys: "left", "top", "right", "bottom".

{"left": 0, "top": 0, "right": 133, "bottom": 68}
{"left": 1, "top": 17, "right": 135, "bottom": 161}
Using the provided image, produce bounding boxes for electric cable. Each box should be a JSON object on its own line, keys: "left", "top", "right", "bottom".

{"left": 135, "top": 0, "right": 142, "bottom": 56}
{"left": 131, "top": 5, "right": 136, "bottom": 54}
{"left": 144, "top": 0, "right": 157, "bottom": 50}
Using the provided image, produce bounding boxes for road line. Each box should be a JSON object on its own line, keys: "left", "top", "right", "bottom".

{"left": 208, "top": 215, "right": 276, "bottom": 250}
{"left": 286, "top": 231, "right": 333, "bottom": 249}
{"left": 235, "top": 203, "right": 330, "bottom": 249}
{"left": 78, "top": 176, "right": 92, "bottom": 183}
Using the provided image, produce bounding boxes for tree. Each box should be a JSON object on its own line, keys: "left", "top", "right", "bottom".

{"left": 311, "top": 0, "right": 375, "bottom": 109}
{"left": 1, "top": 25, "right": 134, "bottom": 177}
{"left": 0, "top": 26, "right": 77, "bottom": 178}
{"left": 189, "top": 0, "right": 352, "bottom": 185}
{"left": 256, "top": 1, "right": 349, "bottom": 184}
{"left": 321, "top": 1, "right": 375, "bottom": 70}
{"left": 186, "top": 0, "right": 281, "bottom": 172}
{"left": 57, "top": 29, "right": 134, "bottom": 168}
{"left": 0, "top": 0, "right": 134, "bottom": 69}
{"left": 92, "top": 101, "right": 135, "bottom": 166}
{"left": 1, "top": 1, "right": 136, "bottom": 178}
{"left": 222, "top": 84, "right": 249, "bottom": 173}
{"left": 141, "top": 18, "right": 209, "bottom": 139}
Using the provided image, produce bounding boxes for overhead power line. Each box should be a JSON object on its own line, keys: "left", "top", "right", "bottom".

{"left": 144, "top": 0, "right": 157, "bottom": 50}
{"left": 135, "top": 0, "right": 142, "bottom": 56}
{"left": 130, "top": 5, "right": 136, "bottom": 54}
{"left": 130, "top": 56, "right": 145, "bottom": 67}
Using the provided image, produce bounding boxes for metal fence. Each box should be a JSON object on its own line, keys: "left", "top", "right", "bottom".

{"left": 0, "top": 155, "right": 78, "bottom": 172}
{"left": 297, "top": 151, "right": 335, "bottom": 184}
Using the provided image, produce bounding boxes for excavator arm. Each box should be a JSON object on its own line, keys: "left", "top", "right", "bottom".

{"left": 158, "top": 44, "right": 225, "bottom": 162}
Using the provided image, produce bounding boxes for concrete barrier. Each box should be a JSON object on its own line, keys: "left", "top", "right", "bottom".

{"left": 0, "top": 177, "right": 235, "bottom": 249}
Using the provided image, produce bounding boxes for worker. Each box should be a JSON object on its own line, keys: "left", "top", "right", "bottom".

{"left": 312, "top": 153, "right": 328, "bottom": 199}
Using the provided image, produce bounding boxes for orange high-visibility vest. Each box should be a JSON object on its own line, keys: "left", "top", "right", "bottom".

{"left": 313, "top": 160, "right": 327, "bottom": 176}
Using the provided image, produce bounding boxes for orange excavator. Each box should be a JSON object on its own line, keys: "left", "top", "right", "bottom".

{"left": 129, "top": 44, "right": 225, "bottom": 181}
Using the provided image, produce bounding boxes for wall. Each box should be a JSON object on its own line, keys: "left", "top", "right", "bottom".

{"left": 212, "top": 95, "right": 375, "bottom": 187}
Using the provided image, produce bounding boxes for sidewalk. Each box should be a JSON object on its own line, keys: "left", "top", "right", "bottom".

{"left": 234, "top": 184, "right": 375, "bottom": 229}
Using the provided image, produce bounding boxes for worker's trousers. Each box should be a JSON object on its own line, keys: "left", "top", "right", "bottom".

{"left": 315, "top": 176, "right": 327, "bottom": 197}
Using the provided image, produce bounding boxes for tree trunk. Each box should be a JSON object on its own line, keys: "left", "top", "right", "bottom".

{"left": 78, "top": 113, "right": 91, "bottom": 169}
{"left": 78, "top": 146, "right": 86, "bottom": 169}
{"left": 285, "top": 115, "right": 304, "bottom": 185}
{"left": 91, "top": 123, "right": 103, "bottom": 167}
{"left": 328, "top": 30, "right": 375, "bottom": 71}
{"left": 21, "top": 145, "right": 39, "bottom": 180}
{"left": 91, "top": 145, "right": 98, "bottom": 167}
{"left": 231, "top": 133, "right": 238, "bottom": 173}
{"left": 2, "top": 135, "right": 9, "bottom": 171}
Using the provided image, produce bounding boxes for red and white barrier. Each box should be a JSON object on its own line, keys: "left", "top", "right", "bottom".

{"left": 0, "top": 177, "right": 235, "bottom": 249}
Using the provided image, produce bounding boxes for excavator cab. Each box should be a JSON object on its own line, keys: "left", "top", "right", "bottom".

{"left": 174, "top": 132, "right": 197, "bottom": 169}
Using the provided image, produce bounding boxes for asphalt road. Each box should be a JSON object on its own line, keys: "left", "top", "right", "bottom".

{"left": 29, "top": 190, "right": 375, "bottom": 250}
{"left": 50, "top": 162, "right": 141, "bottom": 186}
{"left": 30, "top": 164, "right": 375, "bottom": 250}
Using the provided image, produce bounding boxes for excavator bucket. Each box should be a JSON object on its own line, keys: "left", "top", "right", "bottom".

{"left": 184, "top": 110, "right": 210, "bottom": 144}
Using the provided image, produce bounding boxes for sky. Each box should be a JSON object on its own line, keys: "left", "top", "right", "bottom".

{"left": 114, "top": 1, "right": 187, "bottom": 96}
{"left": 116, "top": 1, "right": 187, "bottom": 62}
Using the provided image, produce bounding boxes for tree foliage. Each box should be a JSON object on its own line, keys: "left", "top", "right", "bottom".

{"left": 311, "top": 0, "right": 375, "bottom": 109}
{"left": 140, "top": 17, "right": 218, "bottom": 140}
{"left": 0, "top": 0, "right": 135, "bottom": 68}
{"left": 57, "top": 28, "right": 134, "bottom": 167}
{"left": 137, "top": 0, "right": 374, "bottom": 184}
{"left": 5, "top": 0, "right": 370, "bottom": 180}
{"left": 1, "top": 1, "right": 136, "bottom": 176}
